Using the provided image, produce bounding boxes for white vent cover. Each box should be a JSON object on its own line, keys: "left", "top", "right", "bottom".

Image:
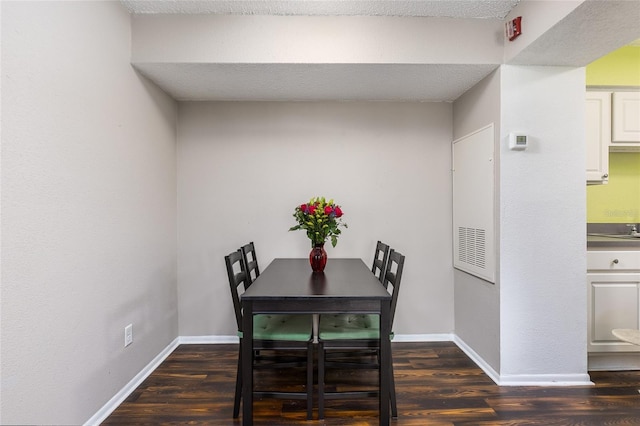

{"left": 452, "top": 124, "right": 495, "bottom": 283}
{"left": 458, "top": 227, "right": 486, "bottom": 269}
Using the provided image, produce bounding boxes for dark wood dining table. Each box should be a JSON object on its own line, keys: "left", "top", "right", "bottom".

{"left": 240, "top": 258, "right": 392, "bottom": 425}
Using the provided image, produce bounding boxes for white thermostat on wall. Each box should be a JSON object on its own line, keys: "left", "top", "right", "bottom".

{"left": 508, "top": 133, "right": 528, "bottom": 150}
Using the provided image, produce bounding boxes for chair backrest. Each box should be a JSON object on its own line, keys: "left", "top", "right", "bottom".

{"left": 382, "top": 249, "right": 405, "bottom": 329}
{"left": 225, "top": 249, "right": 251, "bottom": 332}
{"left": 240, "top": 241, "right": 260, "bottom": 285}
{"left": 371, "top": 241, "right": 390, "bottom": 282}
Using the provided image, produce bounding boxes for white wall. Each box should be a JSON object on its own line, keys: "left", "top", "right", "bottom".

{"left": 176, "top": 101, "right": 454, "bottom": 337}
{"left": 452, "top": 69, "right": 502, "bottom": 372}
{"left": 1, "top": 2, "right": 177, "bottom": 424}
{"left": 499, "top": 65, "right": 588, "bottom": 382}
{"left": 132, "top": 14, "right": 503, "bottom": 64}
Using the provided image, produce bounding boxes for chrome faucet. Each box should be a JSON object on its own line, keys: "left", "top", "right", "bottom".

{"left": 626, "top": 224, "right": 638, "bottom": 236}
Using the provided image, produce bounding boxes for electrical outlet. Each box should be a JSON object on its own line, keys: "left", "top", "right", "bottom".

{"left": 124, "top": 324, "right": 133, "bottom": 347}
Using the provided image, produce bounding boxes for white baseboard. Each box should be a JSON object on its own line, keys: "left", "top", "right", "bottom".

{"left": 178, "top": 334, "right": 451, "bottom": 344}
{"left": 83, "top": 337, "right": 180, "bottom": 426}
{"left": 393, "top": 333, "right": 453, "bottom": 342}
{"left": 497, "top": 373, "right": 593, "bottom": 386}
{"left": 179, "top": 335, "right": 239, "bottom": 344}
{"left": 453, "top": 335, "right": 501, "bottom": 384}
{"left": 588, "top": 352, "right": 640, "bottom": 371}
{"left": 454, "top": 335, "right": 593, "bottom": 386}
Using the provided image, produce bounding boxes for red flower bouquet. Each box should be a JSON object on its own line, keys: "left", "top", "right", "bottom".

{"left": 289, "top": 197, "right": 347, "bottom": 247}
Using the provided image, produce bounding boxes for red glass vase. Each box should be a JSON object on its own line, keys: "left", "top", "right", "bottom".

{"left": 309, "top": 243, "right": 327, "bottom": 273}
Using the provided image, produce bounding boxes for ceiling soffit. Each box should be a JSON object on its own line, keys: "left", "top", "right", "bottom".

{"left": 122, "top": 1, "right": 640, "bottom": 101}
{"left": 133, "top": 62, "right": 500, "bottom": 102}
{"left": 130, "top": 11, "right": 505, "bottom": 102}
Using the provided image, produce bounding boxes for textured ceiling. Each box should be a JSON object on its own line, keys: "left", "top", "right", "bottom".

{"left": 509, "top": 1, "right": 640, "bottom": 66}
{"left": 122, "top": 0, "right": 520, "bottom": 19}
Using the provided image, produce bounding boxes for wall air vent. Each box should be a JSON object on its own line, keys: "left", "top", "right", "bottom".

{"left": 458, "top": 227, "right": 486, "bottom": 269}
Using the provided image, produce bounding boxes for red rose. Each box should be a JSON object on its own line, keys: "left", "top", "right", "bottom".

{"left": 324, "top": 206, "right": 333, "bottom": 216}
{"left": 308, "top": 204, "right": 316, "bottom": 214}
{"left": 334, "top": 206, "right": 343, "bottom": 218}
{"left": 300, "top": 204, "right": 307, "bottom": 213}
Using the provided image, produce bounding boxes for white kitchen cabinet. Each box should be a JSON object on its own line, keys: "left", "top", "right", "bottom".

{"left": 586, "top": 92, "right": 611, "bottom": 184}
{"left": 587, "top": 273, "right": 640, "bottom": 352}
{"left": 611, "top": 91, "right": 640, "bottom": 148}
{"left": 587, "top": 250, "right": 640, "bottom": 354}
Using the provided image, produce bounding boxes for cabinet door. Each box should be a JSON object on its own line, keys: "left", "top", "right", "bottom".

{"left": 587, "top": 273, "right": 640, "bottom": 352}
{"left": 612, "top": 91, "right": 640, "bottom": 147}
{"left": 586, "top": 92, "right": 610, "bottom": 183}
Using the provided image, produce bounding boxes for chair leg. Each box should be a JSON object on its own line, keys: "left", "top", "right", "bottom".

{"left": 318, "top": 341, "right": 325, "bottom": 420}
{"left": 389, "top": 351, "right": 398, "bottom": 419}
{"left": 233, "top": 343, "right": 242, "bottom": 418}
{"left": 307, "top": 341, "right": 313, "bottom": 420}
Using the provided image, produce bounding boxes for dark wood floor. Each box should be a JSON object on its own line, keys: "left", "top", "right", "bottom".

{"left": 103, "top": 342, "right": 640, "bottom": 425}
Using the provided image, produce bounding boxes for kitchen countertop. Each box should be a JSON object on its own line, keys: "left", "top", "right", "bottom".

{"left": 587, "top": 234, "right": 640, "bottom": 249}
{"left": 587, "top": 223, "right": 640, "bottom": 249}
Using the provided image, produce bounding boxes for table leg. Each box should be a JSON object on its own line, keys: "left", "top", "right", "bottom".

{"left": 242, "top": 303, "right": 254, "bottom": 426}
{"left": 313, "top": 313, "right": 319, "bottom": 343}
{"left": 379, "top": 301, "right": 390, "bottom": 426}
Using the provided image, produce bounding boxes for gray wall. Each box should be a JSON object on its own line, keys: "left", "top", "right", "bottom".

{"left": 452, "top": 69, "right": 502, "bottom": 372}
{"left": 176, "top": 101, "right": 455, "bottom": 337}
{"left": 1, "top": 2, "right": 178, "bottom": 424}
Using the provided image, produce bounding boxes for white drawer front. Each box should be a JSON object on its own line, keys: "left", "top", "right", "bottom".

{"left": 587, "top": 251, "right": 640, "bottom": 271}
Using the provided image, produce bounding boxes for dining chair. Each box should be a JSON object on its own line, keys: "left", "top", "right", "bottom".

{"left": 371, "top": 240, "right": 390, "bottom": 282}
{"left": 317, "top": 249, "right": 405, "bottom": 420}
{"left": 225, "top": 249, "right": 314, "bottom": 419}
{"left": 240, "top": 241, "right": 260, "bottom": 285}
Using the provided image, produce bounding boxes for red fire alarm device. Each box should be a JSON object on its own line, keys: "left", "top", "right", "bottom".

{"left": 506, "top": 16, "right": 522, "bottom": 41}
